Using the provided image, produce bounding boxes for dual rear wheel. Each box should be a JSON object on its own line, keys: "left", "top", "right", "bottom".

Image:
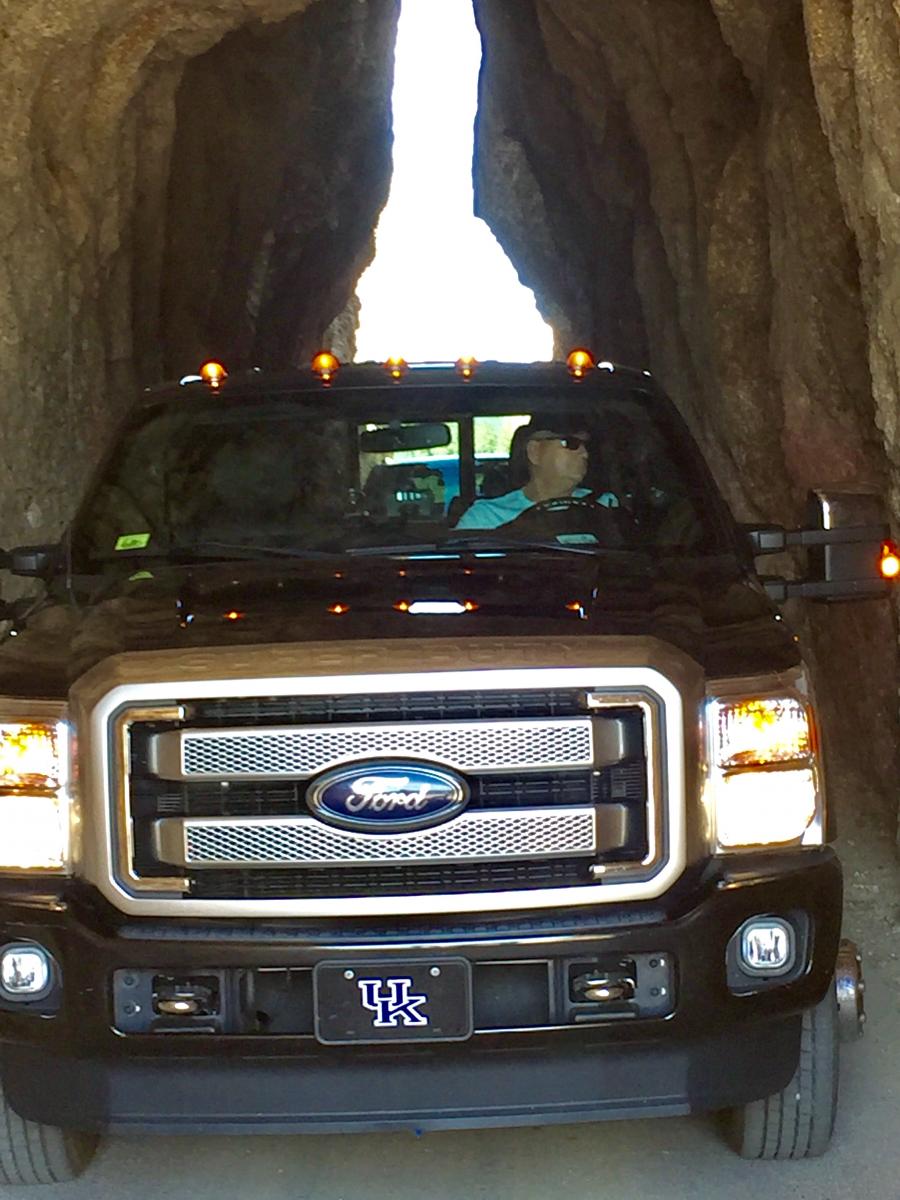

{"left": 727, "top": 983, "right": 839, "bottom": 1159}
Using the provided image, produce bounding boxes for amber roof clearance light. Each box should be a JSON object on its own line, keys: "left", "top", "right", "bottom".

{"left": 566, "top": 348, "right": 595, "bottom": 379}
{"left": 312, "top": 351, "right": 340, "bottom": 384}
{"left": 385, "top": 356, "right": 408, "bottom": 381}
{"left": 200, "top": 361, "right": 228, "bottom": 388}
{"left": 879, "top": 541, "right": 900, "bottom": 580}
{"left": 455, "top": 356, "right": 478, "bottom": 380}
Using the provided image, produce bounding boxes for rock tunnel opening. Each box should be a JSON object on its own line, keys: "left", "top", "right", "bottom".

{"left": 354, "top": 0, "right": 552, "bottom": 363}
{"left": 1, "top": 0, "right": 898, "bottom": 837}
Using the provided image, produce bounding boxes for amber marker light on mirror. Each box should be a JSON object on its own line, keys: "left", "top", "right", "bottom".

{"left": 879, "top": 541, "right": 900, "bottom": 580}
{"left": 455, "top": 356, "right": 478, "bottom": 380}
{"left": 566, "top": 349, "right": 595, "bottom": 379}
{"left": 312, "top": 351, "right": 340, "bottom": 384}
{"left": 385, "top": 356, "right": 408, "bottom": 380}
{"left": 200, "top": 361, "right": 228, "bottom": 388}
{"left": 327, "top": 603, "right": 350, "bottom": 615}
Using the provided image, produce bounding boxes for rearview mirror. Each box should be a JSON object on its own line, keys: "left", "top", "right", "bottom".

{"left": 0, "top": 544, "right": 62, "bottom": 578}
{"left": 359, "top": 422, "right": 451, "bottom": 454}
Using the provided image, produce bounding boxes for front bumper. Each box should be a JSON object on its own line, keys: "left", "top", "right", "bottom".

{"left": 0, "top": 850, "right": 842, "bottom": 1134}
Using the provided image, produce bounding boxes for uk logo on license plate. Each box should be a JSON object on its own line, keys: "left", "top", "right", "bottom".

{"left": 357, "top": 977, "right": 429, "bottom": 1028}
{"left": 313, "top": 958, "right": 472, "bottom": 1044}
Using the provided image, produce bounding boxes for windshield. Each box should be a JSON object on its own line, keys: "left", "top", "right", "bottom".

{"left": 70, "top": 383, "right": 733, "bottom": 568}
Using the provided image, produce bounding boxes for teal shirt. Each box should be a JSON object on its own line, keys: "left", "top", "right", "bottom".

{"left": 454, "top": 487, "right": 615, "bottom": 530}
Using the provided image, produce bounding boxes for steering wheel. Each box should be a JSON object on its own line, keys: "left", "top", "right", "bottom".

{"left": 502, "top": 492, "right": 630, "bottom": 546}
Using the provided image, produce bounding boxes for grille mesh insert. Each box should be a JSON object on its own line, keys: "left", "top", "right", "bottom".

{"left": 159, "top": 718, "right": 593, "bottom": 779}
{"left": 165, "top": 807, "right": 596, "bottom": 867}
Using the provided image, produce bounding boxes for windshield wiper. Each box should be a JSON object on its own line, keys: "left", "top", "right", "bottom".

{"left": 176, "top": 541, "right": 342, "bottom": 560}
{"left": 90, "top": 537, "right": 647, "bottom": 566}
{"left": 342, "top": 537, "right": 628, "bottom": 558}
{"left": 447, "top": 534, "right": 643, "bottom": 558}
{"left": 91, "top": 541, "right": 341, "bottom": 564}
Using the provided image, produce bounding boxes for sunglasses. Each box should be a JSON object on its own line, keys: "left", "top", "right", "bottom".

{"left": 531, "top": 434, "right": 590, "bottom": 452}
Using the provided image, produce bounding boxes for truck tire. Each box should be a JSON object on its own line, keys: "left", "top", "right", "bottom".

{"left": 0, "top": 1079, "right": 98, "bottom": 1185}
{"left": 726, "top": 983, "right": 839, "bottom": 1160}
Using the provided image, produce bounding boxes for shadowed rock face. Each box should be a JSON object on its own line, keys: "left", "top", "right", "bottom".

{"left": 0, "top": 0, "right": 398, "bottom": 544}
{"left": 161, "top": 3, "right": 397, "bottom": 377}
{"left": 0, "top": 0, "right": 897, "bottom": 816}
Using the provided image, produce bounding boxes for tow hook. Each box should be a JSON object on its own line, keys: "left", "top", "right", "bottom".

{"left": 572, "top": 972, "right": 636, "bottom": 1003}
{"left": 835, "top": 938, "right": 866, "bottom": 1042}
{"left": 153, "top": 977, "right": 218, "bottom": 1018}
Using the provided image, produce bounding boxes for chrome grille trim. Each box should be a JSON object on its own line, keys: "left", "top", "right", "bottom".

{"left": 155, "top": 806, "right": 597, "bottom": 869}
{"left": 150, "top": 718, "right": 595, "bottom": 780}
{"left": 82, "top": 656, "right": 693, "bottom": 917}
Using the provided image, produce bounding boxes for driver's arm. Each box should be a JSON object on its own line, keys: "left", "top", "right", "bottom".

{"left": 453, "top": 491, "right": 526, "bottom": 530}
{"left": 453, "top": 500, "right": 493, "bottom": 530}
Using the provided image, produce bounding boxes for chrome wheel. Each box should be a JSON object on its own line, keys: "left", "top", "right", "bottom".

{"left": 835, "top": 938, "right": 866, "bottom": 1043}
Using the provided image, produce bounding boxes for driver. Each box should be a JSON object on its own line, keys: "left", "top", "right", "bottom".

{"left": 453, "top": 417, "right": 593, "bottom": 530}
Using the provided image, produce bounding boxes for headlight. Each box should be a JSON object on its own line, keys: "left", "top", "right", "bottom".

{"left": 0, "top": 716, "right": 72, "bottom": 872}
{"left": 705, "top": 693, "right": 822, "bottom": 852}
{"left": 714, "top": 698, "right": 811, "bottom": 768}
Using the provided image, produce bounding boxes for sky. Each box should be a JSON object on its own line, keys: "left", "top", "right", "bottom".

{"left": 354, "top": 0, "right": 554, "bottom": 363}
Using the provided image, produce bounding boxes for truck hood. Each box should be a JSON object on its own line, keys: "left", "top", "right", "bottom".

{"left": 0, "top": 550, "right": 799, "bottom": 698}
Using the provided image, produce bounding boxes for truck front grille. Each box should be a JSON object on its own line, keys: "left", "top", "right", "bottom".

{"left": 104, "top": 669, "right": 678, "bottom": 916}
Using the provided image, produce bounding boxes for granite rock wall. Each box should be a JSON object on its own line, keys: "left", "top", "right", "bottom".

{"left": 0, "top": 0, "right": 398, "bottom": 545}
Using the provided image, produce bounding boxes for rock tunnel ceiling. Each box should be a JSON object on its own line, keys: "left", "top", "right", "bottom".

{"left": 1, "top": 0, "right": 898, "bottom": 816}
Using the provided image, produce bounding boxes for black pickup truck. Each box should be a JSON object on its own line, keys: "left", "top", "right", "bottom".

{"left": 0, "top": 354, "right": 884, "bottom": 1183}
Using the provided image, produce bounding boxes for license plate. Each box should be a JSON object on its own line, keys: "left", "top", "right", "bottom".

{"left": 313, "top": 958, "right": 473, "bottom": 1045}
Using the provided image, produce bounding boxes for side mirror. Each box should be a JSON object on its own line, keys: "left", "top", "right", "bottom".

{"left": 804, "top": 489, "right": 889, "bottom": 585}
{"left": 745, "top": 489, "right": 896, "bottom": 602}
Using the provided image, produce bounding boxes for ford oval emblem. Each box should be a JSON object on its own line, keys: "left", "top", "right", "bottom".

{"left": 306, "top": 761, "right": 469, "bottom": 832}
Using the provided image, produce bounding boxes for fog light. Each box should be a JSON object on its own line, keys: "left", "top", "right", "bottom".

{"left": 739, "top": 918, "right": 795, "bottom": 975}
{"left": 0, "top": 943, "right": 52, "bottom": 998}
